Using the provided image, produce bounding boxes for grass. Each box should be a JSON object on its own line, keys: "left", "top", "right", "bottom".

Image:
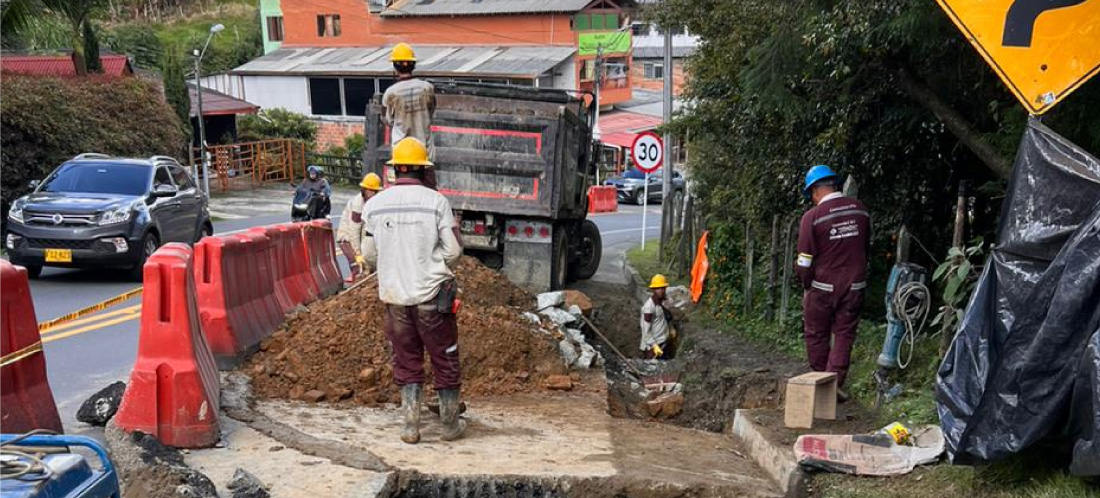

{"left": 626, "top": 245, "right": 1100, "bottom": 498}
{"left": 626, "top": 242, "right": 689, "bottom": 288}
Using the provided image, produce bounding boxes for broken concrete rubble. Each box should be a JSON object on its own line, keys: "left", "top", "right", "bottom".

{"left": 76, "top": 381, "right": 126, "bottom": 426}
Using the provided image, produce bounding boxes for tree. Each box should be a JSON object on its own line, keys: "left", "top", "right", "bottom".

{"left": 82, "top": 19, "right": 102, "bottom": 73}
{"left": 238, "top": 109, "right": 318, "bottom": 144}
{"left": 161, "top": 49, "right": 192, "bottom": 142}
{"left": 40, "top": 0, "right": 102, "bottom": 75}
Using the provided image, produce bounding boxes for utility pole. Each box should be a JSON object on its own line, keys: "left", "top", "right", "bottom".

{"left": 659, "top": 27, "right": 674, "bottom": 256}
{"left": 194, "top": 23, "right": 224, "bottom": 197}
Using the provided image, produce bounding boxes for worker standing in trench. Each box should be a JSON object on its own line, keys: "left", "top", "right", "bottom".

{"left": 363, "top": 137, "right": 465, "bottom": 444}
{"left": 336, "top": 173, "right": 382, "bottom": 282}
{"left": 382, "top": 43, "right": 438, "bottom": 189}
{"left": 795, "top": 165, "right": 871, "bottom": 401}
{"left": 640, "top": 275, "right": 676, "bottom": 360}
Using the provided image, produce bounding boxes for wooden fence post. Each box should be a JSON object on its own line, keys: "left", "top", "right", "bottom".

{"left": 779, "top": 216, "right": 797, "bottom": 328}
{"left": 765, "top": 214, "right": 780, "bottom": 321}
{"left": 743, "top": 220, "right": 754, "bottom": 315}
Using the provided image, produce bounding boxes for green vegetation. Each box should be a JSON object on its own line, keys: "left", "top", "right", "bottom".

{"left": 626, "top": 242, "right": 689, "bottom": 288}
{"left": 238, "top": 109, "right": 318, "bottom": 145}
{"left": 1, "top": 74, "right": 185, "bottom": 229}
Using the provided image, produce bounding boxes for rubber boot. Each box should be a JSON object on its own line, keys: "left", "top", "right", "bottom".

{"left": 438, "top": 389, "right": 467, "bottom": 442}
{"left": 400, "top": 383, "right": 421, "bottom": 444}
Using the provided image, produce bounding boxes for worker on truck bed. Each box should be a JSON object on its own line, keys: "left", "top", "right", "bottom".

{"left": 640, "top": 275, "right": 676, "bottom": 360}
{"left": 336, "top": 173, "right": 382, "bottom": 282}
{"left": 795, "top": 165, "right": 870, "bottom": 400}
{"left": 382, "top": 43, "right": 437, "bottom": 189}
{"left": 363, "top": 137, "right": 465, "bottom": 444}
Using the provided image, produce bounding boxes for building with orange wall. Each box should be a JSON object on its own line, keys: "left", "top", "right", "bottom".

{"left": 206, "top": 0, "right": 636, "bottom": 149}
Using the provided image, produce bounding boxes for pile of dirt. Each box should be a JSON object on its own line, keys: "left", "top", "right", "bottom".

{"left": 245, "top": 257, "right": 571, "bottom": 405}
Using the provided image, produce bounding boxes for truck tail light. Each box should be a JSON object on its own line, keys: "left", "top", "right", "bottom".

{"left": 507, "top": 225, "right": 518, "bottom": 236}
{"left": 524, "top": 226, "right": 534, "bottom": 237}
{"left": 539, "top": 227, "right": 550, "bottom": 238}
{"left": 474, "top": 221, "right": 486, "bottom": 235}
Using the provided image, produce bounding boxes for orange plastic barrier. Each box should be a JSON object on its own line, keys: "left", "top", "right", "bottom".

{"left": 276, "top": 223, "right": 319, "bottom": 305}
{"left": 300, "top": 220, "right": 342, "bottom": 298}
{"left": 115, "top": 243, "right": 221, "bottom": 448}
{"left": 195, "top": 234, "right": 279, "bottom": 369}
{"left": 248, "top": 225, "right": 295, "bottom": 313}
{"left": 234, "top": 231, "right": 285, "bottom": 332}
{"left": 587, "top": 186, "right": 619, "bottom": 214}
{"left": 0, "top": 261, "right": 63, "bottom": 434}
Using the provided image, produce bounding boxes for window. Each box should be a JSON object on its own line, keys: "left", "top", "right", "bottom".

{"left": 604, "top": 13, "right": 619, "bottom": 30}
{"left": 169, "top": 166, "right": 195, "bottom": 190}
{"left": 153, "top": 167, "right": 173, "bottom": 189}
{"left": 266, "top": 16, "right": 284, "bottom": 42}
{"left": 309, "top": 77, "right": 342, "bottom": 116}
{"left": 631, "top": 22, "right": 649, "bottom": 36}
{"left": 343, "top": 78, "right": 374, "bottom": 117}
{"left": 581, "top": 59, "right": 596, "bottom": 82}
{"left": 317, "top": 14, "right": 341, "bottom": 37}
{"left": 644, "top": 62, "right": 664, "bottom": 79}
{"left": 670, "top": 25, "right": 685, "bottom": 36}
{"left": 41, "top": 163, "right": 151, "bottom": 196}
{"left": 573, "top": 13, "right": 590, "bottom": 31}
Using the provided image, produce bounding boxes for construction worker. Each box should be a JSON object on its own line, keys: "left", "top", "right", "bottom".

{"left": 336, "top": 173, "right": 382, "bottom": 282}
{"left": 383, "top": 43, "right": 438, "bottom": 189}
{"left": 362, "top": 137, "right": 464, "bottom": 444}
{"left": 795, "top": 165, "right": 870, "bottom": 398}
{"left": 640, "top": 274, "right": 675, "bottom": 360}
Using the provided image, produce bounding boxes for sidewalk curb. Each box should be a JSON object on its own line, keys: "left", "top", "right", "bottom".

{"left": 732, "top": 409, "right": 806, "bottom": 497}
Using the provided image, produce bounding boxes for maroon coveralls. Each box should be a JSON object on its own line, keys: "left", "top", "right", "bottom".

{"left": 795, "top": 193, "right": 870, "bottom": 387}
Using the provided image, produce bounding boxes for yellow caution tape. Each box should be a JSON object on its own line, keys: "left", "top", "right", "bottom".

{"left": 37, "top": 287, "right": 143, "bottom": 332}
{"left": 0, "top": 341, "right": 43, "bottom": 368}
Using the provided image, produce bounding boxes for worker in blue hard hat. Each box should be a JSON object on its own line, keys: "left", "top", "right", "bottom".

{"left": 794, "top": 165, "right": 870, "bottom": 400}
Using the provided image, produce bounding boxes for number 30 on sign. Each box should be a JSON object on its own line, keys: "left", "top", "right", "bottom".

{"left": 631, "top": 131, "right": 664, "bottom": 174}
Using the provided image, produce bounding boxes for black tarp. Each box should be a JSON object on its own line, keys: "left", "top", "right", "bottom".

{"left": 936, "top": 118, "right": 1100, "bottom": 476}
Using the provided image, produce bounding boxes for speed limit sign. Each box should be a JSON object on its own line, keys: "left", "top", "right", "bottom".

{"left": 631, "top": 131, "right": 663, "bottom": 173}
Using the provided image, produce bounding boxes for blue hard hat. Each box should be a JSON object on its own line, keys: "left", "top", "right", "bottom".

{"left": 803, "top": 164, "right": 838, "bottom": 197}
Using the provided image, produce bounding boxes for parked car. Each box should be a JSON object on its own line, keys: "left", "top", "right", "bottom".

{"left": 604, "top": 168, "right": 686, "bottom": 205}
{"left": 5, "top": 153, "right": 213, "bottom": 280}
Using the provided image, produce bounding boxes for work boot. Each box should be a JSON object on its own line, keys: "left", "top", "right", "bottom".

{"left": 400, "top": 383, "right": 422, "bottom": 444}
{"left": 437, "top": 389, "right": 467, "bottom": 442}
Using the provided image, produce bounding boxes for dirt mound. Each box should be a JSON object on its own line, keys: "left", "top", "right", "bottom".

{"left": 245, "top": 257, "right": 570, "bottom": 405}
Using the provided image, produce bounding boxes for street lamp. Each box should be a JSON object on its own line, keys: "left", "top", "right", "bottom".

{"left": 194, "top": 23, "right": 224, "bottom": 197}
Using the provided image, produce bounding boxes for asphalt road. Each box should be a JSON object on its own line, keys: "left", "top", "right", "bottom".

{"left": 28, "top": 204, "right": 662, "bottom": 435}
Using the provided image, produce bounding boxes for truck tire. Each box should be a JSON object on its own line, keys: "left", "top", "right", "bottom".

{"left": 551, "top": 226, "right": 569, "bottom": 290}
{"left": 570, "top": 220, "right": 602, "bottom": 281}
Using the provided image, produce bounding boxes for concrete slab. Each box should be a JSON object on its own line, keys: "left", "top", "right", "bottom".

{"left": 185, "top": 417, "right": 393, "bottom": 498}
{"left": 731, "top": 409, "right": 805, "bottom": 496}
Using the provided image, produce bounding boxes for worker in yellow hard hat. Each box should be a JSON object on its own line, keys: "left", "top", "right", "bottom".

{"left": 383, "top": 43, "right": 437, "bottom": 187}
{"left": 362, "top": 136, "right": 466, "bottom": 444}
{"left": 336, "top": 172, "right": 384, "bottom": 282}
{"left": 641, "top": 274, "right": 675, "bottom": 360}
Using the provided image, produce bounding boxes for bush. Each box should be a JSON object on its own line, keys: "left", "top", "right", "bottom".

{"left": 1, "top": 74, "right": 186, "bottom": 230}
{"left": 237, "top": 108, "right": 317, "bottom": 144}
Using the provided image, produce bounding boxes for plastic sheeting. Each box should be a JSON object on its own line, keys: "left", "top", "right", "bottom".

{"left": 936, "top": 119, "right": 1100, "bottom": 475}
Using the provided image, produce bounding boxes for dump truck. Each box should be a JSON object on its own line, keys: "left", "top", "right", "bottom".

{"left": 363, "top": 82, "right": 602, "bottom": 292}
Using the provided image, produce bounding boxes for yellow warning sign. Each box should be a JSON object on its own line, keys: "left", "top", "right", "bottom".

{"left": 935, "top": 0, "right": 1100, "bottom": 115}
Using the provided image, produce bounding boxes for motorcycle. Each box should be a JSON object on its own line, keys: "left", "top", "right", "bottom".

{"left": 291, "top": 185, "right": 331, "bottom": 222}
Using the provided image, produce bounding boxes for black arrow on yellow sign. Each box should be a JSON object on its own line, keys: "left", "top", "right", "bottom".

{"left": 1003, "top": 0, "right": 1090, "bottom": 47}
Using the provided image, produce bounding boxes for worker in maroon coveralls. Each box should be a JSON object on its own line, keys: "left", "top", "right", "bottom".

{"left": 795, "top": 165, "right": 870, "bottom": 399}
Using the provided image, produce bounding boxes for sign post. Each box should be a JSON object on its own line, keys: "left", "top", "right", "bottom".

{"left": 631, "top": 131, "right": 664, "bottom": 250}
{"left": 934, "top": 0, "right": 1100, "bottom": 115}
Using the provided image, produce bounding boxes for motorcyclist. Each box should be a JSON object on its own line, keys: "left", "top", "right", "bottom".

{"left": 295, "top": 165, "right": 332, "bottom": 219}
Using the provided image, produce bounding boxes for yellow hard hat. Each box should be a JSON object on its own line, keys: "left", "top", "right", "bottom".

{"left": 360, "top": 172, "right": 382, "bottom": 191}
{"left": 649, "top": 274, "right": 669, "bottom": 289}
{"left": 391, "top": 43, "right": 417, "bottom": 62}
{"left": 386, "top": 137, "right": 433, "bottom": 168}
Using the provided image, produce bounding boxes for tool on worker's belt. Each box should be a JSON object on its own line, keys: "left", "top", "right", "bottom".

{"left": 436, "top": 279, "right": 458, "bottom": 314}
{"left": 452, "top": 298, "right": 462, "bottom": 314}
{"left": 874, "top": 262, "right": 930, "bottom": 407}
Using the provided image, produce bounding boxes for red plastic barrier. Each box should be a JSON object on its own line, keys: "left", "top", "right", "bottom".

{"left": 300, "top": 220, "right": 342, "bottom": 298}
{"left": 0, "top": 261, "right": 63, "bottom": 434}
{"left": 277, "top": 223, "right": 320, "bottom": 305}
{"left": 234, "top": 231, "right": 284, "bottom": 333}
{"left": 248, "top": 225, "right": 295, "bottom": 313}
{"left": 115, "top": 243, "right": 221, "bottom": 448}
{"left": 587, "top": 186, "right": 618, "bottom": 214}
{"left": 195, "top": 235, "right": 272, "bottom": 368}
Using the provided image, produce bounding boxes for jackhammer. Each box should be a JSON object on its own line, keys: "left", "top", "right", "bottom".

{"left": 874, "top": 262, "right": 930, "bottom": 407}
